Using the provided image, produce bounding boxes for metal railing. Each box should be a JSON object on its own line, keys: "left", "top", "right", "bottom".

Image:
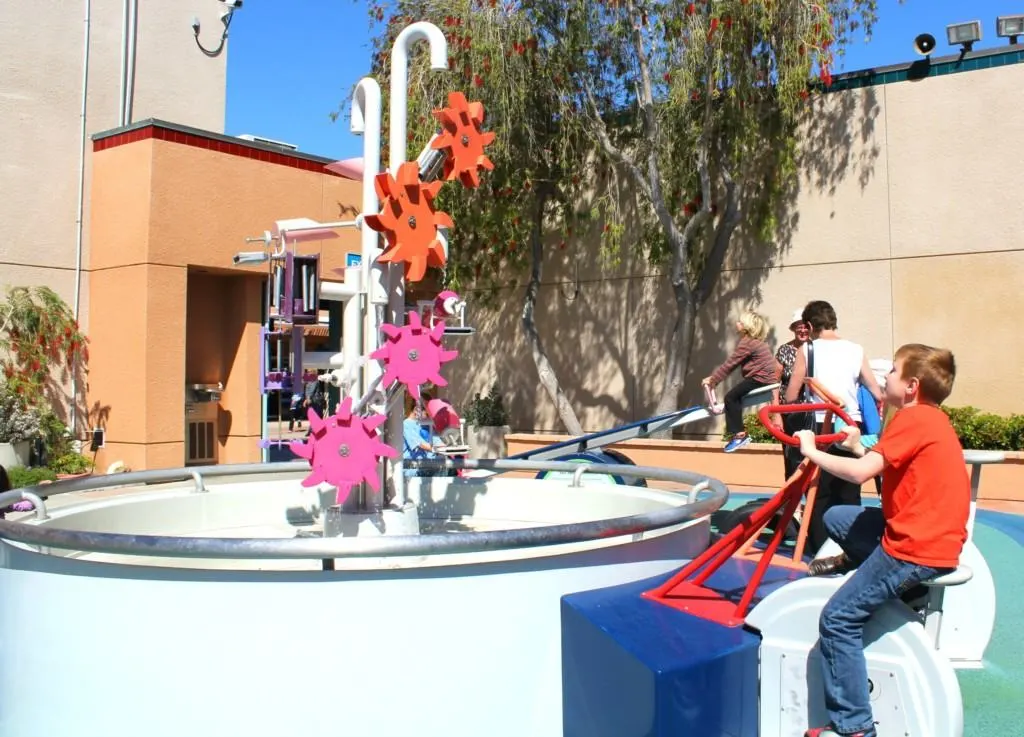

{"left": 0, "top": 459, "right": 727, "bottom": 561}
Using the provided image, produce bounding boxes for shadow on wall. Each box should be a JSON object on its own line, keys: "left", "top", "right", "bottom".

{"left": 447, "top": 87, "right": 882, "bottom": 437}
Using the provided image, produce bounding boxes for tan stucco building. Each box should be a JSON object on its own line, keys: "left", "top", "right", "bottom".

{"left": 4, "top": 17, "right": 1023, "bottom": 470}
{"left": 87, "top": 121, "right": 360, "bottom": 471}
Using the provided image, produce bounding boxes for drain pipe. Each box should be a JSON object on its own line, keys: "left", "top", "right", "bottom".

{"left": 118, "top": 0, "right": 129, "bottom": 125}
{"left": 70, "top": 0, "right": 92, "bottom": 435}
{"left": 122, "top": 0, "right": 138, "bottom": 125}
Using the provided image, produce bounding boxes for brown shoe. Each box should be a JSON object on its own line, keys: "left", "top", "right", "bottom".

{"left": 808, "top": 553, "right": 852, "bottom": 577}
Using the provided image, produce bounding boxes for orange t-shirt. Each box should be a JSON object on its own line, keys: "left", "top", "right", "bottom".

{"left": 869, "top": 403, "right": 969, "bottom": 568}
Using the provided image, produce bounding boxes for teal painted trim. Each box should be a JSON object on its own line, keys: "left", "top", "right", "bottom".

{"left": 823, "top": 48, "right": 1024, "bottom": 93}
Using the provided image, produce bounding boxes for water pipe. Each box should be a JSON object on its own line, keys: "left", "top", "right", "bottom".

{"left": 122, "top": 0, "right": 138, "bottom": 125}
{"left": 351, "top": 77, "right": 385, "bottom": 509}
{"left": 69, "top": 0, "right": 91, "bottom": 436}
{"left": 386, "top": 22, "right": 448, "bottom": 507}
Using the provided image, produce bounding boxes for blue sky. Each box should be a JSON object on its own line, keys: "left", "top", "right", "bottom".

{"left": 225, "top": 1, "right": 1023, "bottom": 160}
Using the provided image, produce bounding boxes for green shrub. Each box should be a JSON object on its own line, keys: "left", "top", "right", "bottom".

{"left": 463, "top": 383, "right": 508, "bottom": 428}
{"left": 723, "top": 405, "right": 1024, "bottom": 451}
{"left": 7, "top": 466, "right": 57, "bottom": 489}
{"left": 48, "top": 452, "right": 93, "bottom": 476}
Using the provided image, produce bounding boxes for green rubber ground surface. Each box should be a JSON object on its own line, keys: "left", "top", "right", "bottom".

{"left": 716, "top": 495, "right": 1024, "bottom": 735}
{"left": 958, "top": 520, "right": 1024, "bottom": 735}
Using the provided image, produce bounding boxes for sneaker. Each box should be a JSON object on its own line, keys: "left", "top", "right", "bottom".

{"left": 808, "top": 553, "right": 852, "bottom": 577}
{"left": 805, "top": 726, "right": 876, "bottom": 737}
{"left": 724, "top": 434, "right": 751, "bottom": 453}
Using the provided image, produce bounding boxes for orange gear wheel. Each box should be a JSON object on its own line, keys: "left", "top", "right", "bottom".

{"left": 431, "top": 91, "right": 496, "bottom": 189}
{"left": 364, "top": 161, "right": 453, "bottom": 283}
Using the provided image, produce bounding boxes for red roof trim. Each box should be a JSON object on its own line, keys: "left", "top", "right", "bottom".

{"left": 92, "top": 123, "right": 348, "bottom": 178}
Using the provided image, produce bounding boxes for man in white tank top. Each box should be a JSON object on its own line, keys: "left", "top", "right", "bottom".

{"left": 784, "top": 301, "right": 883, "bottom": 553}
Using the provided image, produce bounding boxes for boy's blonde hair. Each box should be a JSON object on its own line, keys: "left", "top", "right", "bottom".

{"left": 738, "top": 311, "right": 768, "bottom": 341}
{"left": 895, "top": 343, "right": 956, "bottom": 405}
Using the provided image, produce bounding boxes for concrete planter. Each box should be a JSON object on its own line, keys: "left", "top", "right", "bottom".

{"left": 506, "top": 433, "right": 1024, "bottom": 506}
{"left": 0, "top": 441, "right": 31, "bottom": 469}
{"left": 468, "top": 425, "right": 510, "bottom": 459}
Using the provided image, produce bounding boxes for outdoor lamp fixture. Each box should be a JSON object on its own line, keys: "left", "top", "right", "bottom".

{"left": 232, "top": 251, "right": 269, "bottom": 266}
{"left": 997, "top": 15, "right": 1024, "bottom": 45}
{"left": 946, "top": 20, "right": 982, "bottom": 53}
{"left": 192, "top": 0, "right": 242, "bottom": 58}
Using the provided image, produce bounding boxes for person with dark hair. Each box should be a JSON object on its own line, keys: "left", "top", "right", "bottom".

{"left": 0, "top": 465, "right": 33, "bottom": 519}
{"left": 784, "top": 300, "right": 883, "bottom": 552}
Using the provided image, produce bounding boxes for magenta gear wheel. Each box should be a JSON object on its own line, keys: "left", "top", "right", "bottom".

{"left": 290, "top": 397, "right": 397, "bottom": 504}
{"left": 370, "top": 310, "right": 458, "bottom": 399}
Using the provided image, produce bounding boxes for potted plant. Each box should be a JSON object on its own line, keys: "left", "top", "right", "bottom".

{"left": 0, "top": 387, "right": 41, "bottom": 468}
{"left": 49, "top": 451, "right": 94, "bottom": 480}
{"left": 463, "top": 383, "right": 511, "bottom": 459}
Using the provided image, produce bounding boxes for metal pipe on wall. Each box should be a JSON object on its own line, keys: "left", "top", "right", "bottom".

{"left": 69, "top": 0, "right": 92, "bottom": 435}
{"left": 118, "top": 0, "right": 129, "bottom": 125}
{"left": 122, "top": 0, "right": 138, "bottom": 125}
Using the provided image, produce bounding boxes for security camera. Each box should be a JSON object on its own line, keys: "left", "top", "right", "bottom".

{"left": 191, "top": 15, "right": 201, "bottom": 33}
{"left": 221, "top": 0, "right": 243, "bottom": 8}
{"left": 232, "top": 251, "right": 269, "bottom": 266}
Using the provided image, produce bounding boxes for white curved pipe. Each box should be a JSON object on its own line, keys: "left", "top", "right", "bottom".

{"left": 386, "top": 22, "right": 448, "bottom": 507}
{"left": 388, "top": 22, "right": 448, "bottom": 172}
{"left": 351, "top": 77, "right": 384, "bottom": 412}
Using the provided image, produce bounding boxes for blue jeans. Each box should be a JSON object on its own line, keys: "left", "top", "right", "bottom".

{"left": 817, "top": 506, "right": 949, "bottom": 735}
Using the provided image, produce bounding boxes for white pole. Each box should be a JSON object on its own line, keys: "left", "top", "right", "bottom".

{"left": 343, "top": 266, "right": 363, "bottom": 399}
{"left": 351, "top": 77, "right": 385, "bottom": 510}
{"left": 351, "top": 79, "right": 384, "bottom": 399}
{"left": 386, "top": 22, "right": 448, "bottom": 507}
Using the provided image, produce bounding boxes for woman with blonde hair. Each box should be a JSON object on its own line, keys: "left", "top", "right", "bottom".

{"left": 703, "top": 310, "right": 778, "bottom": 453}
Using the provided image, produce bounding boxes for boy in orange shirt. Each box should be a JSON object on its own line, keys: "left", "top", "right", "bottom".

{"left": 793, "top": 344, "right": 969, "bottom": 737}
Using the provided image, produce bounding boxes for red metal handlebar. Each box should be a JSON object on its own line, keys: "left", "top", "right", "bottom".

{"left": 757, "top": 402, "right": 856, "bottom": 447}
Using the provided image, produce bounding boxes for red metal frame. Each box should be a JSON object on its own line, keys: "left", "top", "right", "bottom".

{"left": 643, "top": 401, "right": 854, "bottom": 627}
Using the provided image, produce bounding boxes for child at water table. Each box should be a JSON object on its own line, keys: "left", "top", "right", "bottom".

{"left": 793, "top": 344, "right": 970, "bottom": 737}
{"left": 702, "top": 310, "right": 777, "bottom": 453}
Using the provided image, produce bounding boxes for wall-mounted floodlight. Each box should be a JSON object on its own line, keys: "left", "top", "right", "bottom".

{"left": 997, "top": 15, "right": 1024, "bottom": 44}
{"left": 946, "top": 20, "right": 982, "bottom": 52}
{"left": 232, "top": 251, "right": 269, "bottom": 266}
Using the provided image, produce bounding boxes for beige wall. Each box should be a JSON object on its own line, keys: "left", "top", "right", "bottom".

{"left": 447, "top": 60, "right": 1024, "bottom": 435}
{"left": 0, "top": 0, "right": 227, "bottom": 329}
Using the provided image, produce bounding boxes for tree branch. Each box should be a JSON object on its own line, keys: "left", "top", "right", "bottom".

{"left": 623, "top": 0, "right": 686, "bottom": 255}
{"left": 694, "top": 157, "right": 742, "bottom": 305}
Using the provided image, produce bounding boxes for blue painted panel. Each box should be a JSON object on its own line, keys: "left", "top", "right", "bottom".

{"left": 563, "top": 560, "right": 804, "bottom": 737}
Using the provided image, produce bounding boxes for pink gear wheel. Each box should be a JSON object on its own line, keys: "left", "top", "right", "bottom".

{"left": 426, "top": 398, "right": 460, "bottom": 434}
{"left": 370, "top": 310, "right": 458, "bottom": 400}
{"left": 290, "top": 397, "right": 397, "bottom": 504}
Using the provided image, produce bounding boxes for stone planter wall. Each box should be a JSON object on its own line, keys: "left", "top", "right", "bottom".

{"left": 0, "top": 441, "right": 31, "bottom": 469}
{"left": 468, "top": 425, "right": 511, "bottom": 459}
{"left": 506, "top": 433, "right": 1024, "bottom": 505}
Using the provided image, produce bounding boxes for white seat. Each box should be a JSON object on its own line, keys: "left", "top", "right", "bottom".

{"left": 920, "top": 565, "right": 973, "bottom": 650}
{"left": 922, "top": 565, "right": 973, "bottom": 588}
